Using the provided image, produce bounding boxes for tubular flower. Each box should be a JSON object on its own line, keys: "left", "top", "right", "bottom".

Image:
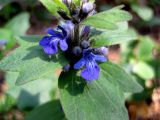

{"left": 39, "top": 0, "right": 108, "bottom": 82}
{"left": 74, "top": 49, "right": 107, "bottom": 81}
{"left": 39, "top": 21, "right": 73, "bottom": 55}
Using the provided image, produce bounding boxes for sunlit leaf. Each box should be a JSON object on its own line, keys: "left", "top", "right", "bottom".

{"left": 82, "top": 5, "right": 132, "bottom": 30}
{"left": 0, "top": 35, "right": 68, "bottom": 85}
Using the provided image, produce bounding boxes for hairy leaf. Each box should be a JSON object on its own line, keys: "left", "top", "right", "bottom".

{"left": 39, "top": 0, "right": 69, "bottom": 16}
{"left": 39, "top": 0, "right": 59, "bottom": 16}
{"left": 0, "top": 35, "right": 68, "bottom": 85}
{"left": 59, "top": 61, "right": 142, "bottom": 120}
{"left": 82, "top": 5, "right": 132, "bottom": 30}
{"left": 100, "top": 62, "right": 143, "bottom": 93}
{"left": 59, "top": 70, "right": 129, "bottom": 120}
{"left": 6, "top": 71, "right": 57, "bottom": 109}
{"left": 25, "top": 100, "right": 65, "bottom": 120}
{"left": 5, "top": 12, "right": 30, "bottom": 36}
{"left": 91, "top": 29, "right": 137, "bottom": 47}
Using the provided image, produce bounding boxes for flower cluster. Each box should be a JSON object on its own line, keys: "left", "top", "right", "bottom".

{"left": 39, "top": 0, "right": 108, "bottom": 81}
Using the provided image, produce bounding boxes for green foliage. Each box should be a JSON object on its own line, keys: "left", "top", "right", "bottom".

{"left": 133, "top": 62, "right": 155, "bottom": 80}
{"left": 0, "top": 94, "right": 16, "bottom": 112}
{"left": 25, "top": 100, "right": 65, "bottom": 120}
{"left": 0, "top": 36, "right": 68, "bottom": 85}
{"left": 0, "top": 28, "right": 13, "bottom": 48}
{"left": 82, "top": 5, "right": 132, "bottom": 30}
{"left": 137, "top": 36, "right": 155, "bottom": 61}
{"left": 131, "top": 4, "right": 153, "bottom": 21}
{"left": 120, "top": 33, "right": 157, "bottom": 101}
{"left": 100, "top": 62, "right": 143, "bottom": 93}
{"left": 4, "top": 12, "right": 30, "bottom": 36}
{"left": 91, "top": 28, "right": 137, "bottom": 47}
{"left": 0, "top": 12, "right": 30, "bottom": 49}
{"left": 39, "top": 0, "right": 59, "bottom": 16}
{"left": 59, "top": 62, "right": 142, "bottom": 120}
{"left": 59, "top": 71, "right": 128, "bottom": 120}
{"left": 39, "top": 0, "right": 69, "bottom": 17}
{"left": 0, "top": 2, "right": 144, "bottom": 119}
{"left": 6, "top": 71, "right": 57, "bottom": 109}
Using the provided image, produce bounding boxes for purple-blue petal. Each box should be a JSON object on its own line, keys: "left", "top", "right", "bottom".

{"left": 57, "top": 26, "right": 67, "bottom": 37}
{"left": 46, "top": 28, "right": 62, "bottom": 37}
{"left": 63, "top": 21, "right": 74, "bottom": 31}
{"left": 43, "top": 46, "right": 58, "bottom": 55}
{"left": 81, "top": 62, "right": 100, "bottom": 81}
{"left": 74, "top": 58, "right": 85, "bottom": 69}
{"left": 59, "top": 39, "right": 68, "bottom": 51}
{"left": 39, "top": 36, "right": 51, "bottom": 46}
{"left": 42, "top": 38, "right": 59, "bottom": 55}
{"left": 82, "top": 26, "right": 90, "bottom": 35}
{"left": 0, "top": 40, "right": 7, "bottom": 46}
{"left": 94, "top": 55, "right": 107, "bottom": 62}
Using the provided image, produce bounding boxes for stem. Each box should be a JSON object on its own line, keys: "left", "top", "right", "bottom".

{"left": 73, "top": 24, "right": 80, "bottom": 45}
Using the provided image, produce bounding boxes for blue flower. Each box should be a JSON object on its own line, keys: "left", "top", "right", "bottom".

{"left": 39, "top": 21, "right": 73, "bottom": 55}
{"left": 61, "top": 21, "right": 74, "bottom": 37}
{"left": 82, "top": 26, "right": 90, "bottom": 37}
{"left": 0, "top": 40, "right": 7, "bottom": 47}
{"left": 74, "top": 49, "right": 107, "bottom": 81}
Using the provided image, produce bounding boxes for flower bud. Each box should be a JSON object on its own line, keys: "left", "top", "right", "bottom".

{"left": 99, "top": 47, "right": 108, "bottom": 55}
{"left": 73, "top": 46, "right": 82, "bottom": 55}
{"left": 94, "top": 47, "right": 108, "bottom": 55}
{"left": 82, "top": 2, "right": 94, "bottom": 13}
{"left": 63, "top": 0, "right": 72, "bottom": 4}
{"left": 63, "top": 64, "right": 70, "bottom": 72}
{"left": 81, "top": 40, "right": 90, "bottom": 49}
{"left": 82, "top": 0, "right": 88, "bottom": 3}
{"left": 82, "top": 26, "right": 90, "bottom": 36}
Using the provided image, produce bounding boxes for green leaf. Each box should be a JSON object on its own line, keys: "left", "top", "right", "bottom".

{"left": 4, "top": 12, "right": 30, "bottom": 36}
{"left": 0, "top": 28, "right": 12, "bottom": 40}
{"left": 91, "top": 28, "right": 137, "bottom": 47}
{"left": 0, "top": 94, "right": 16, "bottom": 112}
{"left": 0, "top": 35, "right": 68, "bottom": 85}
{"left": 82, "top": 5, "right": 132, "bottom": 30}
{"left": 137, "top": 36, "right": 155, "bottom": 61}
{"left": 25, "top": 100, "right": 65, "bottom": 120}
{"left": 39, "top": 0, "right": 69, "bottom": 16}
{"left": 73, "top": 0, "right": 81, "bottom": 5}
{"left": 39, "top": 0, "right": 59, "bottom": 16}
{"left": 6, "top": 71, "right": 57, "bottom": 109}
{"left": 59, "top": 62, "right": 142, "bottom": 120}
{"left": 59, "top": 70, "right": 129, "bottom": 120}
{"left": 131, "top": 5, "right": 153, "bottom": 21}
{"left": 0, "top": 28, "right": 15, "bottom": 48}
{"left": 100, "top": 62, "right": 143, "bottom": 93}
{"left": 133, "top": 62, "right": 155, "bottom": 80}
{"left": 54, "top": 0, "right": 69, "bottom": 12}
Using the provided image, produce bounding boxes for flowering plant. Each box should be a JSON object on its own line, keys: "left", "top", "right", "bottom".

{"left": 0, "top": 0, "right": 143, "bottom": 120}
